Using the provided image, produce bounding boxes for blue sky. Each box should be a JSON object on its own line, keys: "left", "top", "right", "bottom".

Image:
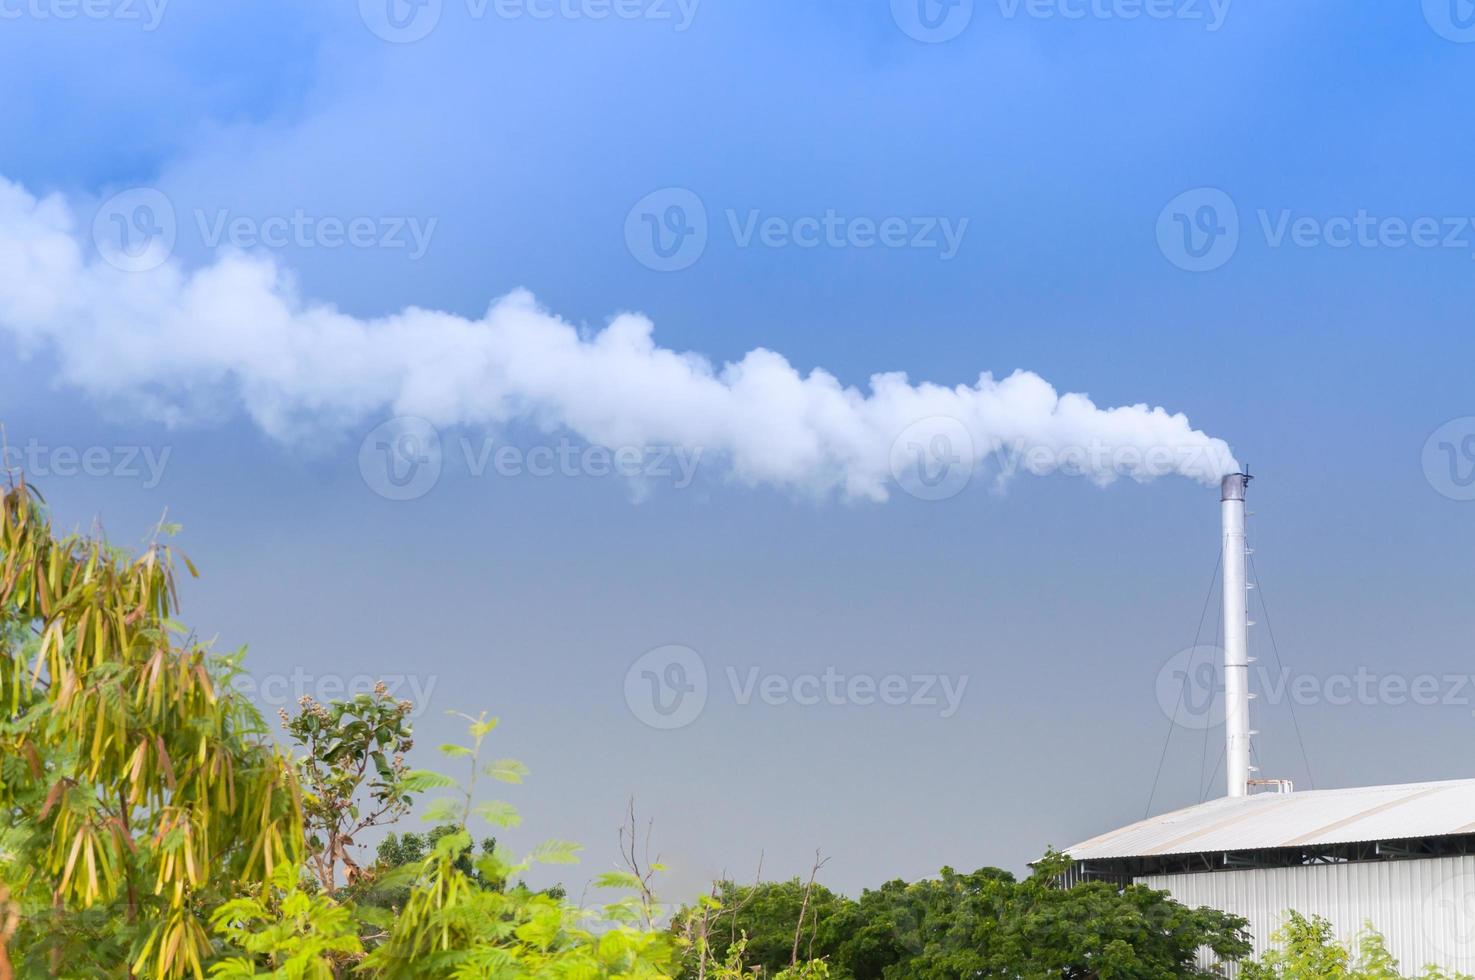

{"left": 2, "top": 0, "right": 1475, "bottom": 896}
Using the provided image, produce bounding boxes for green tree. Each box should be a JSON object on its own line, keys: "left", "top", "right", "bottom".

{"left": 207, "top": 711, "right": 671, "bottom": 978}
{"left": 1241, "top": 912, "right": 1470, "bottom": 980}
{"left": 279, "top": 685, "right": 415, "bottom": 895}
{"left": 351, "top": 712, "right": 676, "bottom": 978}
{"left": 0, "top": 479, "right": 674, "bottom": 978}
{"left": 347, "top": 824, "right": 503, "bottom": 918}
{"left": 208, "top": 864, "right": 362, "bottom": 979}
{"left": 676, "top": 851, "right": 1251, "bottom": 980}
{"left": 683, "top": 876, "right": 850, "bottom": 975}
{"left": 0, "top": 482, "right": 301, "bottom": 979}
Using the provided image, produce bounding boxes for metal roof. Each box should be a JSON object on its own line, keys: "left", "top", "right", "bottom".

{"left": 1068, "top": 779, "right": 1475, "bottom": 860}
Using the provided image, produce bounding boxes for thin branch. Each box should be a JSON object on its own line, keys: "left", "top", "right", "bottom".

{"left": 791, "top": 850, "right": 829, "bottom": 968}
{"left": 617, "top": 797, "right": 661, "bottom": 928}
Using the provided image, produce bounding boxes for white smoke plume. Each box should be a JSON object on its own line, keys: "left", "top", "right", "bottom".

{"left": 0, "top": 177, "right": 1237, "bottom": 500}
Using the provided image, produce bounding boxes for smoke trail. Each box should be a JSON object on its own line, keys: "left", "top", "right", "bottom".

{"left": 0, "top": 178, "right": 1236, "bottom": 500}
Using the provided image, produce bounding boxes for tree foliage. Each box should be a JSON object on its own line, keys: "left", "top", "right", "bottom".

{"left": 695, "top": 876, "right": 849, "bottom": 972}
{"left": 3, "top": 475, "right": 1470, "bottom": 980}
{"left": 208, "top": 863, "right": 363, "bottom": 979}
{"left": 1242, "top": 912, "right": 1470, "bottom": 980}
{"left": 0, "top": 481, "right": 675, "bottom": 978}
{"left": 0, "top": 482, "right": 301, "bottom": 978}
{"left": 350, "top": 712, "right": 676, "bottom": 979}
{"left": 279, "top": 686, "right": 415, "bottom": 896}
{"left": 676, "top": 851, "right": 1251, "bottom": 980}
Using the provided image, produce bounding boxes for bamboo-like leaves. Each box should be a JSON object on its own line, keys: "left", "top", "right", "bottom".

{"left": 0, "top": 485, "right": 303, "bottom": 979}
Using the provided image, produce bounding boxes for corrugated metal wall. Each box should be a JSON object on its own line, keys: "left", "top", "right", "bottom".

{"left": 1139, "top": 857, "right": 1475, "bottom": 974}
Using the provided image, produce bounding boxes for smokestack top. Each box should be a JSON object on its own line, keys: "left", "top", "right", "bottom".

{"left": 1221, "top": 471, "right": 1252, "bottom": 502}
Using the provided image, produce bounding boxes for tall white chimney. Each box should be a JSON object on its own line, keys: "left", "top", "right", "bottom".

{"left": 1221, "top": 472, "right": 1252, "bottom": 798}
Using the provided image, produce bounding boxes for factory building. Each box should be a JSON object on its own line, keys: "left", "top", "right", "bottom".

{"left": 1066, "top": 475, "right": 1475, "bottom": 973}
